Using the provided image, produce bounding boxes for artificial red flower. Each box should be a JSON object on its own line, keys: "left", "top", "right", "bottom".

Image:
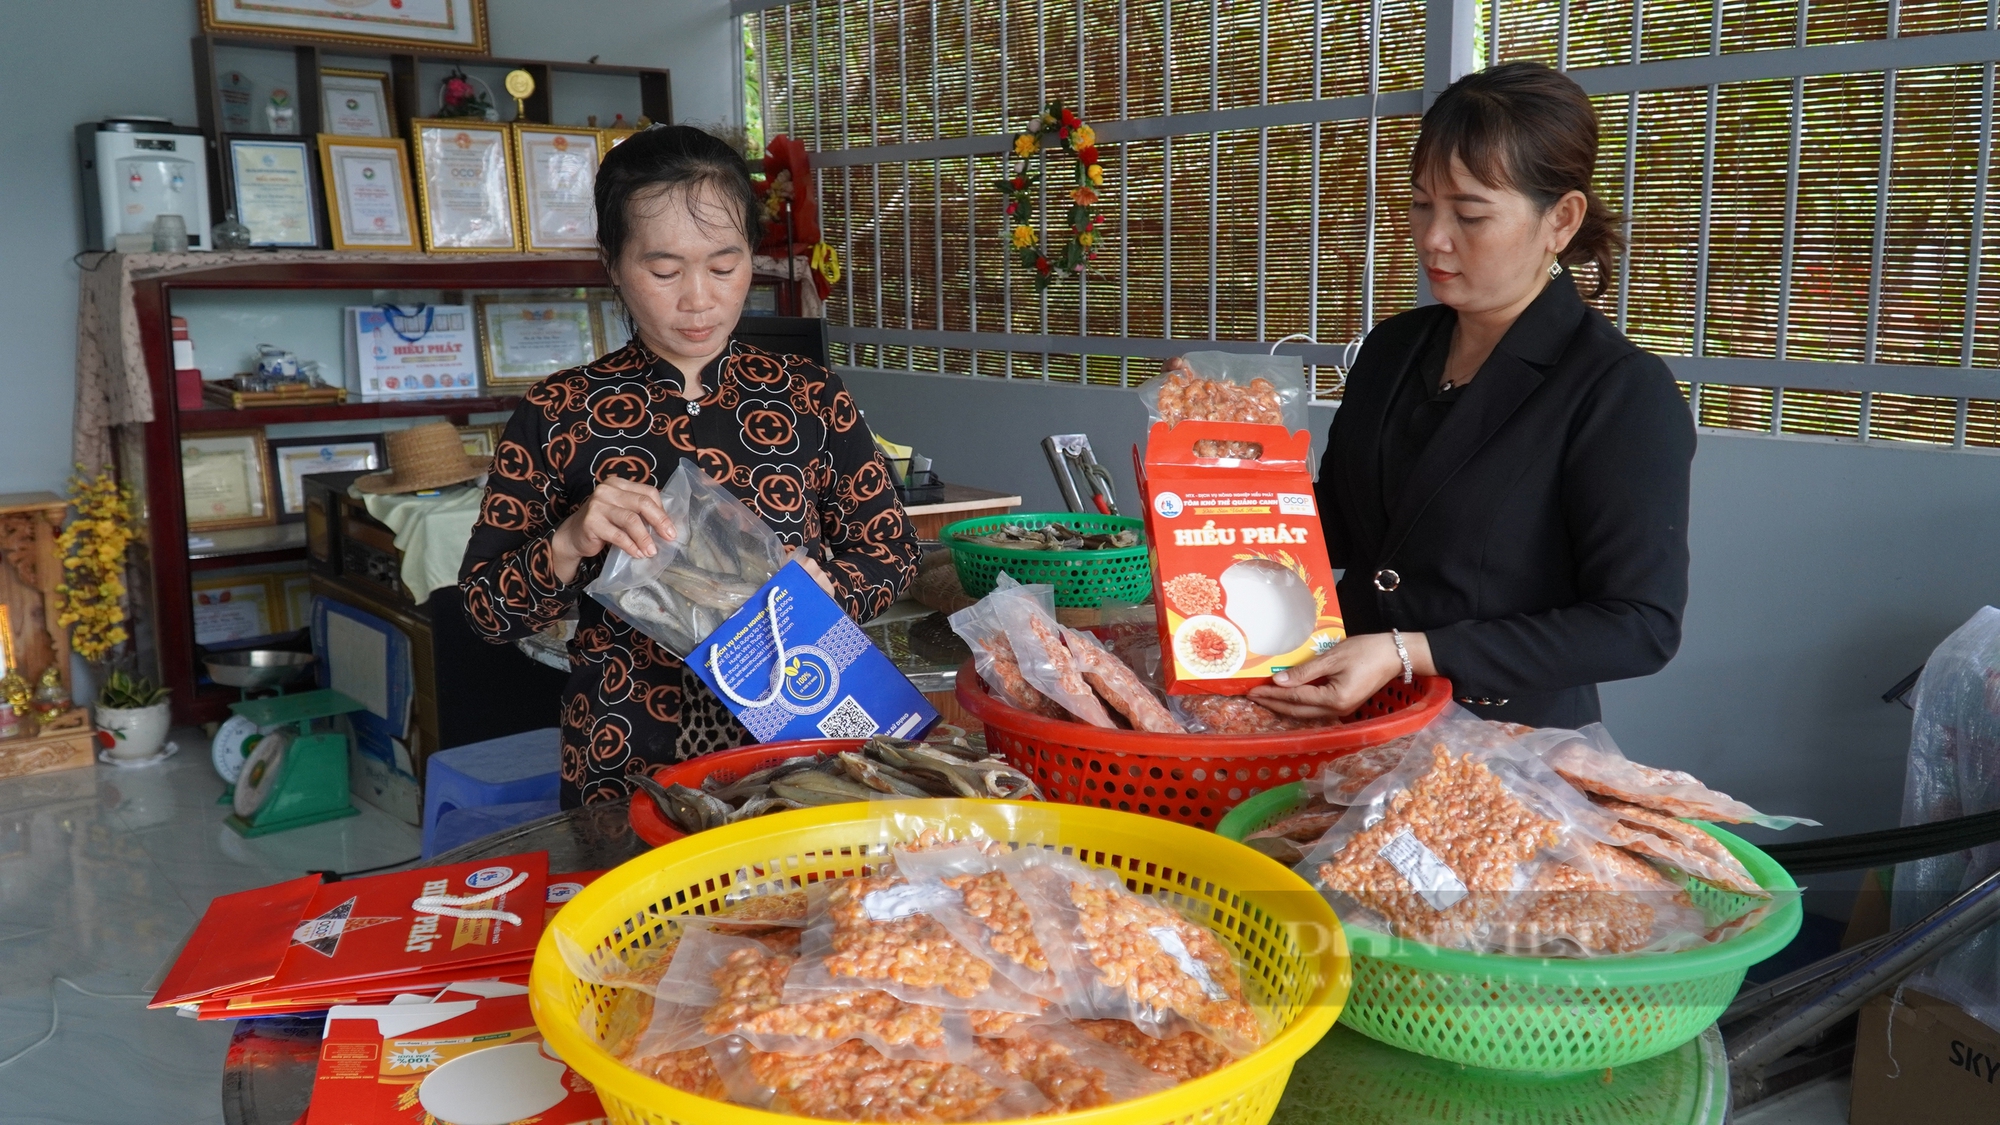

{"left": 1058, "top": 127, "right": 1070, "bottom": 140}
{"left": 1005, "top": 201, "right": 1017, "bottom": 215}
{"left": 1077, "top": 145, "right": 1099, "bottom": 165}
{"left": 1011, "top": 176, "right": 1026, "bottom": 190}
{"left": 1035, "top": 256, "right": 1050, "bottom": 273}
{"left": 1060, "top": 109, "right": 1080, "bottom": 127}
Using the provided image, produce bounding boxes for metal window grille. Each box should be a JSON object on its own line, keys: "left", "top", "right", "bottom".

{"left": 740, "top": 0, "right": 2000, "bottom": 449}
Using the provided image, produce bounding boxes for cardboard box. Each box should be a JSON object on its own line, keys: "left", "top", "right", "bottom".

{"left": 685, "top": 561, "right": 939, "bottom": 743}
{"left": 1139, "top": 419, "right": 1344, "bottom": 694}
{"left": 1851, "top": 988, "right": 2000, "bottom": 1124}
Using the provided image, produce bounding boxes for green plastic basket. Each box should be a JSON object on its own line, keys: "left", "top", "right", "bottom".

{"left": 1217, "top": 782, "right": 1802, "bottom": 1072}
{"left": 943, "top": 512, "right": 1152, "bottom": 608}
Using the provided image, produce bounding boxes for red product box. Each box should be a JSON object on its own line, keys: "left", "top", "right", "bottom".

{"left": 309, "top": 985, "right": 603, "bottom": 1125}
{"left": 1140, "top": 420, "right": 1345, "bottom": 694}
{"left": 175, "top": 367, "right": 205, "bottom": 411}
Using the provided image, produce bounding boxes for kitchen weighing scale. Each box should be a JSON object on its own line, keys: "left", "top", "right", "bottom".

{"left": 218, "top": 688, "right": 365, "bottom": 837}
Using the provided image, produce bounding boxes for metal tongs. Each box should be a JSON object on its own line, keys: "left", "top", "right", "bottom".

{"left": 1042, "top": 434, "right": 1119, "bottom": 515}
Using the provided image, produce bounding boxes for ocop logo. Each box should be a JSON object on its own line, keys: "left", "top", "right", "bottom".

{"left": 1153, "top": 491, "right": 1184, "bottom": 518}
{"left": 466, "top": 865, "right": 514, "bottom": 889}
{"left": 779, "top": 646, "right": 839, "bottom": 715}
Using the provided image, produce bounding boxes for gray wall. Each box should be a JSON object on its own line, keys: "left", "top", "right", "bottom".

{"left": 0, "top": 0, "right": 737, "bottom": 495}
{"left": 843, "top": 367, "right": 1987, "bottom": 917}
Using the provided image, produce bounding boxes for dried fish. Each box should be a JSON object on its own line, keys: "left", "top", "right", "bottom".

{"left": 955, "top": 523, "right": 1143, "bottom": 552}
{"left": 644, "top": 732, "right": 1044, "bottom": 837}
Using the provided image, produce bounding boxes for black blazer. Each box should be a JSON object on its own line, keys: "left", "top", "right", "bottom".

{"left": 1316, "top": 274, "right": 1696, "bottom": 728}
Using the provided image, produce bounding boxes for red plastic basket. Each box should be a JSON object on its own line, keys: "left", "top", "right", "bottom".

{"left": 956, "top": 665, "right": 1453, "bottom": 829}
{"left": 627, "top": 739, "right": 867, "bottom": 847}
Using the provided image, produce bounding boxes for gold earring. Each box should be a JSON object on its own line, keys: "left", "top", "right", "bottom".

{"left": 1548, "top": 260, "right": 1564, "bottom": 279}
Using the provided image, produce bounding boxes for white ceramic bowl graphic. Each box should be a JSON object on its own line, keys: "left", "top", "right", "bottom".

{"left": 418, "top": 1040, "right": 569, "bottom": 1125}
{"left": 1220, "top": 558, "right": 1317, "bottom": 656}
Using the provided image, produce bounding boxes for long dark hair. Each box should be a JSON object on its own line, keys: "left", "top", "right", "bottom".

{"left": 594, "top": 125, "right": 763, "bottom": 267}
{"left": 1411, "top": 62, "right": 1624, "bottom": 297}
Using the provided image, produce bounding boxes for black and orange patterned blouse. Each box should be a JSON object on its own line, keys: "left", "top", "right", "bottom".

{"left": 458, "top": 339, "right": 919, "bottom": 807}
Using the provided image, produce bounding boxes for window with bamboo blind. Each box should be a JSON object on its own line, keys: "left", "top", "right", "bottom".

{"left": 743, "top": 0, "right": 2000, "bottom": 448}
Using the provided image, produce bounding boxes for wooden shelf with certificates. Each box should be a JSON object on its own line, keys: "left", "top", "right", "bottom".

{"left": 128, "top": 253, "right": 609, "bottom": 724}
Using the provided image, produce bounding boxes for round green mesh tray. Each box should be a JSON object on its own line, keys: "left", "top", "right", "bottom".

{"left": 943, "top": 512, "right": 1152, "bottom": 608}
{"left": 1218, "top": 782, "right": 1801, "bottom": 1072}
{"left": 1269, "top": 1023, "right": 1728, "bottom": 1125}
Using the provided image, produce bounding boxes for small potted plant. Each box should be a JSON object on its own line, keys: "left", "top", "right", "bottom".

{"left": 95, "top": 670, "right": 170, "bottom": 761}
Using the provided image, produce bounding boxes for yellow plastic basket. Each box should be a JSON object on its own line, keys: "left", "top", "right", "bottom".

{"left": 530, "top": 799, "right": 1351, "bottom": 1125}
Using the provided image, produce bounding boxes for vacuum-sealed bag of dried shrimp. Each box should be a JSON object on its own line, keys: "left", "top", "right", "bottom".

{"left": 631, "top": 923, "right": 970, "bottom": 1062}
{"left": 781, "top": 873, "right": 1049, "bottom": 1014}
{"left": 707, "top": 1035, "right": 1053, "bottom": 1122}
{"left": 1483, "top": 842, "right": 1714, "bottom": 957}
{"left": 1295, "top": 708, "right": 1630, "bottom": 952}
{"left": 889, "top": 842, "right": 1068, "bottom": 1007}
{"left": 975, "top": 1023, "right": 1172, "bottom": 1111}
{"left": 1004, "top": 850, "right": 1266, "bottom": 1056}
{"left": 987, "top": 579, "right": 1118, "bottom": 727}
{"left": 587, "top": 457, "right": 787, "bottom": 657}
{"left": 948, "top": 579, "right": 1066, "bottom": 717}
{"left": 1169, "top": 692, "right": 1333, "bottom": 734}
{"left": 1528, "top": 724, "right": 1819, "bottom": 829}
{"left": 1137, "top": 352, "right": 1311, "bottom": 458}
{"left": 1071, "top": 1018, "right": 1238, "bottom": 1083}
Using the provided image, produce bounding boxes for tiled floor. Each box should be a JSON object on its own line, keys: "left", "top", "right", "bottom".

{"left": 0, "top": 729, "right": 1856, "bottom": 1125}
{"left": 0, "top": 733, "right": 419, "bottom": 1125}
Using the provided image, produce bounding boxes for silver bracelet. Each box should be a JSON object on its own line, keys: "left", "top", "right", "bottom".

{"left": 1389, "top": 628, "right": 1414, "bottom": 685}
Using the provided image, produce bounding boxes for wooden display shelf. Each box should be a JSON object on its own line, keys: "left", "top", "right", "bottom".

{"left": 180, "top": 395, "right": 522, "bottom": 430}
{"left": 128, "top": 255, "right": 609, "bottom": 725}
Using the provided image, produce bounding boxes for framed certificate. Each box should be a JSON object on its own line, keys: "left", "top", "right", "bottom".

{"left": 320, "top": 68, "right": 396, "bottom": 138}
{"left": 601, "top": 127, "right": 642, "bottom": 157}
{"left": 278, "top": 572, "right": 315, "bottom": 633}
{"left": 182, "top": 430, "right": 275, "bottom": 532}
{"left": 191, "top": 574, "right": 279, "bottom": 647}
{"left": 592, "top": 294, "right": 632, "bottom": 354}
{"left": 201, "top": 0, "right": 487, "bottom": 54}
{"left": 225, "top": 138, "right": 321, "bottom": 248}
{"left": 269, "top": 435, "right": 384, "bottom": 521}
{"left": 413, "top": 120, "right": 520, "bottom": 252}
{"left": 318, "top": 136, "right": 420, "bottom": 251}
{"left": 512, "top": 125, "right": 600, "bottom": 251}
{"left": 457, "top": 424, "right": 502, "bottom": 459}
{"left": 476, "top": 296, "right": 597, "bottom": 388}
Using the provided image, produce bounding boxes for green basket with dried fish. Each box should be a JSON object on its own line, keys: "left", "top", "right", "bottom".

{"left": 629, "top": 729, "right": 1044, "bottom": 846}
{"left": 944, "top": 513, "right": 1152, "bottom": 608}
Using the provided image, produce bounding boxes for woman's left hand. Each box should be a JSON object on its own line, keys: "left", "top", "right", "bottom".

{"left": 1248, "top": 632, "right": 1432, "bottom": 719}
{"left": 786, "top": 546, "right": 840, "bottom": 601}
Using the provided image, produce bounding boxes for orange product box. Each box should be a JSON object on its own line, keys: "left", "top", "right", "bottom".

{"left": 1140, "top": 419, "right": 1344, "bottom": 694}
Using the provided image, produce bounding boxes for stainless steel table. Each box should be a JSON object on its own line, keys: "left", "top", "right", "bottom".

{"left": 220, "top": 803, "right": 648, "bottom": 1125}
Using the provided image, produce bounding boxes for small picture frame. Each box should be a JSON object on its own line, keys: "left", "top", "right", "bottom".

{"left": 181, "top": 430, "right": 275, "bottom": 532}
{"left": 224, "top": 137, "right": 322, "bottom": 248}
{"left": 318, "top": 135, "right": 420, "bottom": 251}
{"left": 191, "top": 573, "right": 280, "bottom": 647}
{"left": 512, "top": 125, "right": 601, "bottom": 251}
{"left": 320, "top": 67, "right": 396, "bottom": 138}
{"left": 412, "top": 119, "right": 520, "bottom": 253}
{"left": 600, "top": 127, "right": 642, "bottom": 157}
{"left": 277, "top": 572, "right": 315, "bottom": 633}
{"left": 457, "top": 423, "right": 503, "bottom": 461}
{"left": 592, "top": 292, "right": 631, "bottom": 354}
{"left": 475, "top": 295, "right": 597, "bottom": 389}
{"left": 268, "top": 434, "right": 384, "bottom": 521}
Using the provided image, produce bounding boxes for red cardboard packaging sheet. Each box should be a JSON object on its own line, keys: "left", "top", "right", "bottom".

{"left": 151, "top": 853, "right": 548, "bottom": 1013}
{"left": 1141, "top": 419, "right": 1344, "bottom": 694}
{"left": 310, "top": 984, "right": 603, "bottom": 1125}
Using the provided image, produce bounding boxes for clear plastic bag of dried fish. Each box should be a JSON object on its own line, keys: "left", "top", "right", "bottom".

{"left": 587, "top": 457, "right": 787, "bottom": 657}
{"left": 637, "top": 731, "right": 1044, "bottom": 836}
{"left": 953, "top": 522, "right": 1142, "bottom": 552}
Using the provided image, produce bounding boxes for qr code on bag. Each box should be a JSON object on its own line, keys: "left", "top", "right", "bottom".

{"left": 817, "top": 696, "right": 879, "bottom": 739}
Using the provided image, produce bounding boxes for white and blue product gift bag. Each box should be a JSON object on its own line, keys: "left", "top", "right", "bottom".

{"left": 685, "top": 561, "right": 939, "bottom": 743}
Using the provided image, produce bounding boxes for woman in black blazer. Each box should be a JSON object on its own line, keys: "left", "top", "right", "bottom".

{"left": 1250, "top": 62, "right": 1696, "bottom": 730}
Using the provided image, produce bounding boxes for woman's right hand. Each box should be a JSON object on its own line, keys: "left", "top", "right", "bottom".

{"left": 550, "top": 476, "right": 676, "bottom": 583}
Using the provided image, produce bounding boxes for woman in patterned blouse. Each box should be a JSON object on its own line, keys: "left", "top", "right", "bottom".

{"left": 459, "top": 126, "right": 919, "bottom": 807}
